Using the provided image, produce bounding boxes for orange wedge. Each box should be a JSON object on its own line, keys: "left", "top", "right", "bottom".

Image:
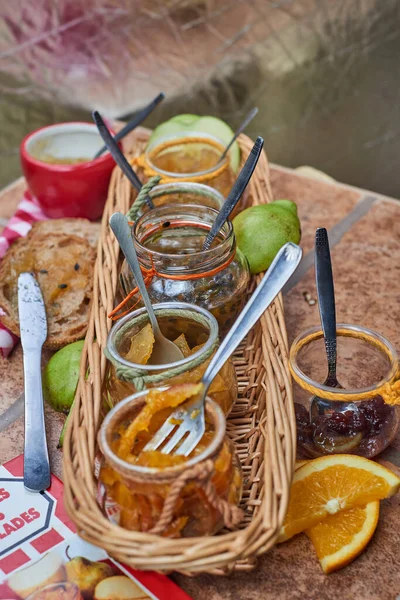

{"left": 295, "top": 460, "right": 309, "bottom": 471}
{"left": 279, "top": 454, "right": 400, "bottom": 542}
{"left": 306, "top": 501, "right": 379, "bottom": 574}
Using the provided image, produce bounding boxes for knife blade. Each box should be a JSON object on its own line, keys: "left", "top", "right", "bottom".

{"left": 18, "top": 272, "right": 50, "bottom": 492}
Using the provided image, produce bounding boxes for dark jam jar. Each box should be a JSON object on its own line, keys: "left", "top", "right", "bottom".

{"left": 289, "top": 324, "right": 400, "bottom": 459}
{"left": 119, "top": 204, "right": 250, "bottom": 337}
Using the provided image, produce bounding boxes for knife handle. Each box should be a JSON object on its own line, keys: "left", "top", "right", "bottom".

{"left": 23, "top": 348, "right": 51, "bottom": 492}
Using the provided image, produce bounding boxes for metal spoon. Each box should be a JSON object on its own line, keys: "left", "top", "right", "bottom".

{"left": 94, "top": 92, "right": 165, "bottom": 159}
{"left": 202, "top": 136, "right": 264, "bottom": 250}
{"left": 309, "top": 228, "right": 357, "bottom": 424}
{"left": 219, "top": 107, "right": 258, "bottom": 163}
{"left": 93, "top": 111, "right": 154, "bottom": 209}
{"left": 109, "top": 212, "right": 183, "bottom": 364}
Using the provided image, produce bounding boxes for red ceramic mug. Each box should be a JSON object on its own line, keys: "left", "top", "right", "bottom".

{"left": 20, "top": 122, "right": 118, "bottom": 220}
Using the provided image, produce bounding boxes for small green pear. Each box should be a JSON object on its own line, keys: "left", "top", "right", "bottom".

{"left": 233, "top": 199, "right": 301, "bottom": 274}
{"left": 43, "top": 340, "right": 84, "bottom": 413}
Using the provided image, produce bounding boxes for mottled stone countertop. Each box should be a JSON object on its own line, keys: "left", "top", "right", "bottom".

{"left": 1, "top": 165, "right": 399, "bottom": 600}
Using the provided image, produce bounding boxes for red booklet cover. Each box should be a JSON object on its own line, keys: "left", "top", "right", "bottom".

{"left": 0, "top": 456, "right": 192, "bottom": 600}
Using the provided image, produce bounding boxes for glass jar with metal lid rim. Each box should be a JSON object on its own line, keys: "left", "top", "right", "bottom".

{"left": 117, "top": 204, "right": 250, "bottom": 337}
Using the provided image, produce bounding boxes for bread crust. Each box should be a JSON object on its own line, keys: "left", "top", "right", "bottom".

{"left": 29, "top": 218, "right": 99, "bottom": 249}
{"left": 0, "top": 231, "right": 95, "bottom": 348}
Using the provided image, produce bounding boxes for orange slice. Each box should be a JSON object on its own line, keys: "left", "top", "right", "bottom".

{"left": 295, "top": 460, "right": 309, "bottom": 471}
{"left": 306, "top": 501, "right": 379, "bottom": 574}
{"left": 279, "top": 454, "right": 400, "bottom": 542}
{"left": 125, "top": 323, "right": 155, "bottom": 364}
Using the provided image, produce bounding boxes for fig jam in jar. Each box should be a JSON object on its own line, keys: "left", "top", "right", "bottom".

{"left": 290, "top": 324, "right": 400, "bottom": 458}
{"left": 104, "top": 302, "right": 237, "bottom": 415}
{"left": 119, "top": 204, "right": 250, "bottom": 337}
{"left": 98, "top": 391, "right": 243, "bottom": 538}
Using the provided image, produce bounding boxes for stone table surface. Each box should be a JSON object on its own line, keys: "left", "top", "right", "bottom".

{"left": 1, "top": 166, "right": 400, "bottom": 600}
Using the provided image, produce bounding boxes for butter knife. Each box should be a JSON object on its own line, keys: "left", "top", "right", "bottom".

{"left": 18, "top": 273, "right": 50, "bottom": 492}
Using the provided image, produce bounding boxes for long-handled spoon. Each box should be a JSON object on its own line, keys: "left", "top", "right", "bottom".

{"left": 109, "top": 212, "right": 183, "bottom": 364}
{"left": 93, "top": 111, "right": 154, "bottom": 209}
{"left": 309, "top": 228, "right": 357, "bottom": 427}
{"left": 94, "top": 92, "right": 165, "bottom": 159}
{"left": 144, "top": 242, "right": 302, "bottom": 456}
{"left": 219, "top": 107, "right": 258, "bottom": 163}
{"left": 202, "top": 136, "right": 264, "bottom": 250}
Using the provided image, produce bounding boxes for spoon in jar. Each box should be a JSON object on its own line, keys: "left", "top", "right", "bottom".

{"left": 144, "top": 242, "right": 302, "bottom": 456}
{"left": 93, "top": 111, "right": 154, "bottom": 209}
{"left": 219, "top": 107, "right": 258, "bottom": 163}
{"left": 93, "top": 92, "right": 165, "bottom": 159}
{"left": 309, "top": 229, "right": 360, "bottom": 446}
{"left": 109, "top": 212, "right": 183, "bottom": 364}
{"left": 202, "top": 136, "right": 264, "bottom": 250}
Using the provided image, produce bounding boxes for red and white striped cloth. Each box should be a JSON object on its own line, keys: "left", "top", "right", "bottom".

{"left": 0, "top": 190, "right": 48, "bottom": 358}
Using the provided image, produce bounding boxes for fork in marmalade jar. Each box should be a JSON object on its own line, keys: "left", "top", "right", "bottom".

{"left": 104, "top": 302, "right": 237, "bottom": 415}
{"left": 98, "top": 390, "right": 243, "bottom": 538}
{"left": 116, "top": 204, "right": 250, "bottom": 337}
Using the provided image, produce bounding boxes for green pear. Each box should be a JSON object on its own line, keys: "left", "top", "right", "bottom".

{"left": 233, "top": 199, "right": 301, "bottom": 274}
{"left": 65, "top": 555, "right": 114, "bottom": 598}
{"left": 42, "top": 340, "right": 84, "bottom": 413}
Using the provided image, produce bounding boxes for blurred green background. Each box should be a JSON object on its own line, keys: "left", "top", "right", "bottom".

{"left": 1, "top": 0, "right": 400, "bottom": 196}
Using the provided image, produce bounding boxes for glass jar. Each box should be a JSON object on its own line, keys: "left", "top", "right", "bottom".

{"left": 119, "top": 204, "right": 250, "bottom": 337}
{"left": 289, "top": 323, "right": 400, "bottom": 458}
{"left": 104, "top": 302, "right": 237, "bottom": 415}
{"left": 128, "top": 181, "right": 225, "bottom": 221}
{"left": 136, "top": 131, "right": 237, "bottom": 201}
{"left": 98, "top": 391, "right": 243, "bottom": 537}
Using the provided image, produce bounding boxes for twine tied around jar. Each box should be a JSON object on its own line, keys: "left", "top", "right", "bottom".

{"left": 126, "top": 176, "right": 161, "bottom": 222}
{"left": 147, "top": 459, "right": 243, "bottom": 535}
{"left": 104, "top": 307, "right": 218, "bottom": 390}
{"left": 98, "top": 458, "right": 243, "bottom": 535}
{"left": 131, "top": 136, "right": 230, "bottom": 185}
{"left": 108, "top": 179, "right": 236, "bottom": 321}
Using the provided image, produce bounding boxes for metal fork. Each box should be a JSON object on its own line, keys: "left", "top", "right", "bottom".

{"left": 143, "top": 241, "right": 302, "bottom": 456}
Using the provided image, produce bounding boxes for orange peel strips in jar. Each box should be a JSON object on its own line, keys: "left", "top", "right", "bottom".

{"left": 98, "top": 384, "right": 243, "bottom": 538}
{"left": 104, "top": 304, "right": 237, "bottom": 415}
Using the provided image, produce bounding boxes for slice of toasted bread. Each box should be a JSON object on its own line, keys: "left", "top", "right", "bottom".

{"left": 0, "top": 233, "right": 95, "bottom": 349}
{"left": 29, "top": 218, "right": 99, "bottom": 249}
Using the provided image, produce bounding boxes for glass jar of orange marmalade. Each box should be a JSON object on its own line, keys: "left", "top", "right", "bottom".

{"left": 290, "top": 324, "right": 400, "bottom": 458}
{"left": 104, "top": 302, "right": 237, "bottom": 415}
{"left": 135, "top": 132, "right": 237, "bottom": 201}
{"left": 118, "top": 204, "right": 250, "bottom": 337}
{"left": 98, "top": 391, "right": 243, "bottom": 538}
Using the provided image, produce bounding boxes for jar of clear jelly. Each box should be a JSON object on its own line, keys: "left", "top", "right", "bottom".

{"left": 118, "top": 204, "right": 250, "bottom": 337}
{"left": 104, "top": 302, "right": 237, "bottom": 415}
{"left": 289, "top": 323, "right": 400, "bottom": 458}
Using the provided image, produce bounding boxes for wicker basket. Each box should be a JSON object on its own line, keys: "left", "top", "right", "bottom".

{"left": 63, "top": 129, "right": 296, "bottom": 575}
